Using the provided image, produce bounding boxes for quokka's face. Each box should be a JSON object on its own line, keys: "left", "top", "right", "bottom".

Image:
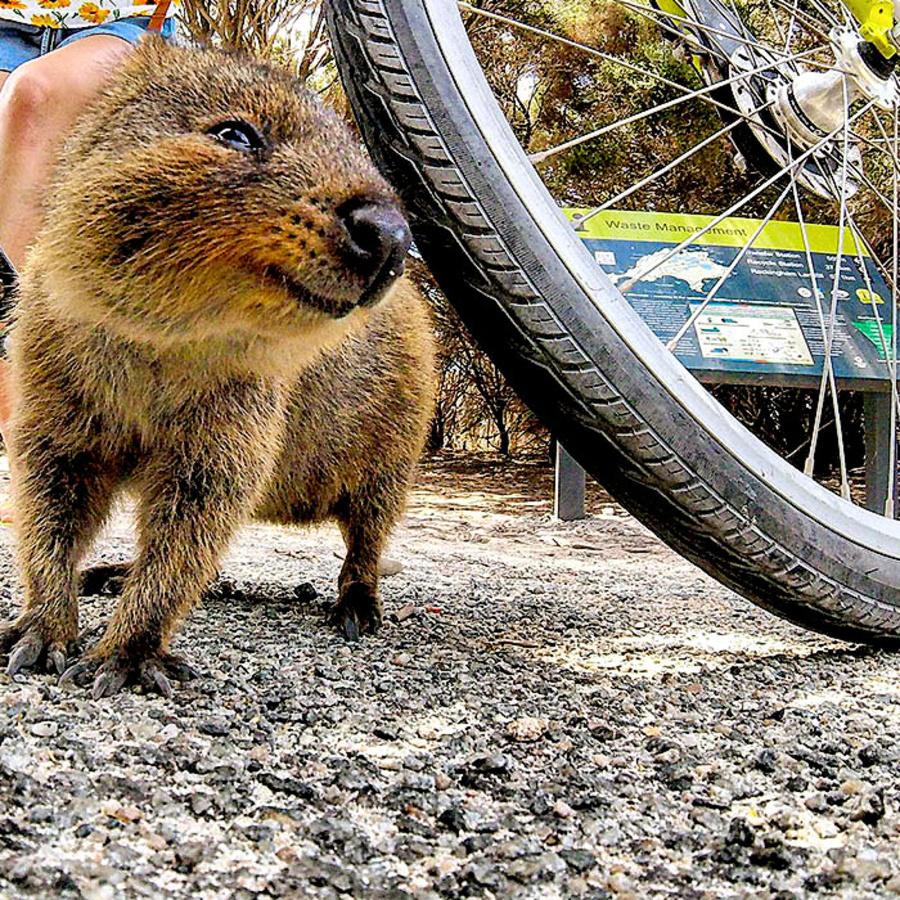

{"left": 38, "top": 40, "right": 411, "bottom": 347}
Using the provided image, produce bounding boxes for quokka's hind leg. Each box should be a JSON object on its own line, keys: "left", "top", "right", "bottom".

{"left": 1, "top": 435, "right": 119, "bottom": 677}
{"left": 328, "top": 477, "right": 407, "bottom": 641}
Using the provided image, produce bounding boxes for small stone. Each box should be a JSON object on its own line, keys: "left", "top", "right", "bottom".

{"left": 506, "top": 717, "right": 549, "bottom": 742}
{"left": 397, "top": 814, "right": 434, "bottom": 838}
{"left": 506, "top": 852, "right": 566, "bottom": 884}
{"left": 392, "top": 652, "right": 412, "bottom": 666}
{"left": 859, "top": 744, "right": 883, "bottom": 767}
{"left": 190, "top": 793, "right": 213, "bottom": 816}
{"left": 835, "top": 847, "right": 891, "bottom": 881}
{"left": 805, "top": 793, "right": 828, "bottom": 813}
{"left": 754, "top": 749, "right": 777, "bottom": 774}
{"left": 849, "top": 790, "right": 886, "bottom": 825}
{"left": 113, "top": 806, "right": 142, "bottom": 823}
{"left": 813, "top": 819, "right": 839, "bottom": 838}
{"left": 462, "top": 833, "right": 493, "bottom": 854}
{"left": 553, "top": 799, "right": 574, "bottom": 818}
{"left": 174, "top": 841, "right": 206, "bottom": 872}
{"left": 379, "top": 557, "right": 404, "bottom": 577}
{"left": 559, "top": 849, "right": 597, "bottom": 872}
{"left": 241, "top": 824, "right": 273, "bottom": 843}
{"left": 314, "top": 665, "right": 341, "bottom": 681}
{"left": 197, "top": 718, "right": 231, "bottom": 737}
{"left": 393, "top": 603, "right": 418, "bottom": 623}
{"left": 257, "top": 772, "right": 317, "bottom": 799}
{"left": 276, "top": 847, "right": 297, "bottom": 864}
{"left": 26, "top": 807, "right": 53, "bottom": 824}
{"left": 29, "top": 722, "right": 58, "bottom": 738}
{"left": 840, "top": 779, "right": 867, "bottom": 796}
{"left": 144, "top": 832, "right": 167, "bottom": 851}
{"left": 466, "top": 862, "right": 504, "bottom": 890}
{"left": 293, "top": 582, "right": 317, "bottom": 602}
{"left": 459, "top": 754, "right": 513, "bottom": 781}
{"left": 309, "top": 817, "right": 374, "bottom": 864}
{"left": 438, "top": 807, "right": 476, "bottom": 834}
{"left": 725, "top": 818, "right": 756, "bottom": 848}
{"left": 588, "top": 721, "right": 617, "bottom": 741}
{"left": 531, "top": 791, "right": 554, "bottom": 816}
{"left": 373, "top": 725, "right": 399, "bottom": 741}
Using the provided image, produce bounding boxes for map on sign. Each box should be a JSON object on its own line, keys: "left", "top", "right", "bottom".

{"left": 610, "top": 248, "right": 729, "bottom": 293}
{"left": 690, "top": 303, "right": 813, "bottom": 366}
{"left": 566, "top": 208, "right": 894, "bottom": 385}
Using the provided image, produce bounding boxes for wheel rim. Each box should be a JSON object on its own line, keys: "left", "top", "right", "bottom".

{"left": 454, "top": 0, "right": 900, "bottom": 521}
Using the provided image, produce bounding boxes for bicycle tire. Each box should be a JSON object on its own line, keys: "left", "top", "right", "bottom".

{"left": 326, "top": 0, "right": 900, "bottom": 644}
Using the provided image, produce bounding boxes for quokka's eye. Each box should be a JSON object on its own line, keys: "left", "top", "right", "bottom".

{"left": 206, "top": 118, "right": 267, "bottom": 153}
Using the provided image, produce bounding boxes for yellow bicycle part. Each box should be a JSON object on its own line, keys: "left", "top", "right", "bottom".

{"left": 844, "top": 0, "right": 897, "bottom": 57}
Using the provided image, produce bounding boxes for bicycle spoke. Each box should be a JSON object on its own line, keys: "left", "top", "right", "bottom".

{"left": 462, "top": 1, "right": 827, "bottom": 164}
{"left": 781, "top": 0, "right": 801, "bottom": 53}
{"left": 892, "top": 111, "right": 898, "bottom": 515}
{"left": 463, "top": 0, "right": 899, "bottom": 512}
{"left": 528, "top": 56, "right": 795, "bottom": 164}
{"left": 802, "top": 0, "right": 840, "bottom": 27}
{"left": 616, "top": 0, "right": 825, "bottom": 60}
{"left": 611, "top": 99, "right": 876, "bottom": 289}
{"left": 666, "top": 175, "right": 795, "bottom": 351}
{"left": 814, "top": 123, "right": 900, "bottom": 511}
{"left": 787, "top": 147, "right": 846, "bottom": 497}
{"left": 806, "top": 76, "right": 852, "bottom": 499}
{"left": 591, "top": 109, "right": 764, "bottom": 211}
{"left": 764, "top": 0, "right": 833, "bottom": 43}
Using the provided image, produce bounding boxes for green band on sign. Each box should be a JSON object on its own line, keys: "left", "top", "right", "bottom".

{"left": 853, "top": 321, "right": 896, "bottom": 360}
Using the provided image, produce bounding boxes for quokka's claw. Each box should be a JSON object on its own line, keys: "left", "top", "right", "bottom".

{"left": 46, "top": 647, "right": 67, "bottom": 676}
{"left": 2, "top": 621, "right": 73, "bottom": 679}
{"left": 328, "top": 583, "right": 383, "bottom": 641}
{"left": 6, "top": 635, "right": 42, "bottom": 675}
{"left": 91, "top": 663, "right": 129, "bottom": 700}
{"left": 59, "top": 659, "right": 98, "bottom": 689}
{"left": 60, "top": 649, "right": 199, "bottom": 698}
{"left": 139, "top": 660, "right": 173, "bottom": 698}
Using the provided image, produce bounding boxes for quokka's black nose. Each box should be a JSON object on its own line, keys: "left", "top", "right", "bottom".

{"left": 339, "top": 200, "right": 412, "bottom": 307}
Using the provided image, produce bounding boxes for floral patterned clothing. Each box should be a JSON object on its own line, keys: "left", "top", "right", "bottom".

{"left": 0, "top": 0, "right": 176, "bottom": 30}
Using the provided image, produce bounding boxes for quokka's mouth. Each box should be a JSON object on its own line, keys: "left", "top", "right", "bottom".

{"left": 358, "top": 252, "right": 405, "bottom": 308}
{"left": 263, "top": 267, "right": 360, "bottom": 319}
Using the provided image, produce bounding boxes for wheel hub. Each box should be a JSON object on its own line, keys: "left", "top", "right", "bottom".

{"left": 695, "top": 7, "right": 898, "bottom": 202}
{"left": 772, "top": 28, "right": 897, "bottom": 149}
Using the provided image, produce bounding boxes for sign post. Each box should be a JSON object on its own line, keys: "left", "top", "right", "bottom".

{"left": 555, "top": 443, "right": 586, "bottom": 521}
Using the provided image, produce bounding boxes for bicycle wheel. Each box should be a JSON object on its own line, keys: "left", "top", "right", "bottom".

{"left": 326, "top": 0, "right": 900, "bottom": 643}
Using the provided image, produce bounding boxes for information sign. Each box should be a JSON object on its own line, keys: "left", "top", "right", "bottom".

{"left": 567, "top": 208, "right": 895, "bottom": 388}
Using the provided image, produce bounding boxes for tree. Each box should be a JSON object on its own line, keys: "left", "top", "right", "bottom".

{"left": 179, "top": 0, "right": 331, "bottom": 77}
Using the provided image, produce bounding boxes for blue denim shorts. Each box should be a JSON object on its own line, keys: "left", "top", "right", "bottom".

{"left": 0, "top": 16, "right": 175, "bottom": 72}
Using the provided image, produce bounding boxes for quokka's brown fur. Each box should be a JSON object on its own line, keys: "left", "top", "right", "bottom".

{"left": 0, "top": 39, "right": 436, "bottom": 697}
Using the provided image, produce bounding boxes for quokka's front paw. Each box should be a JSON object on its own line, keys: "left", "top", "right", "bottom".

{"left": 1, "top": 616, "right": 74, "bottom": 677}
{"left": 328, "top": 583, "right": 383, "bottom": 641}
{"left": 60, "top": 649, "right": 201, "bottom": 700}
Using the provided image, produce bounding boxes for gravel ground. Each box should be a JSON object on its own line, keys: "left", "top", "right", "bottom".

{"left": 0, "top": 453, "right": 899, "bottom": 900}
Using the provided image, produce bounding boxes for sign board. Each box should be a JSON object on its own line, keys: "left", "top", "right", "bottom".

{"left": 567, "top": 208, "right": 895, "bottom": 389}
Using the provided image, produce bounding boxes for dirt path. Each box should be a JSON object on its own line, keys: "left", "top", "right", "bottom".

{"left": 0, "top": 453, "right": 898, "bottom": 899}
